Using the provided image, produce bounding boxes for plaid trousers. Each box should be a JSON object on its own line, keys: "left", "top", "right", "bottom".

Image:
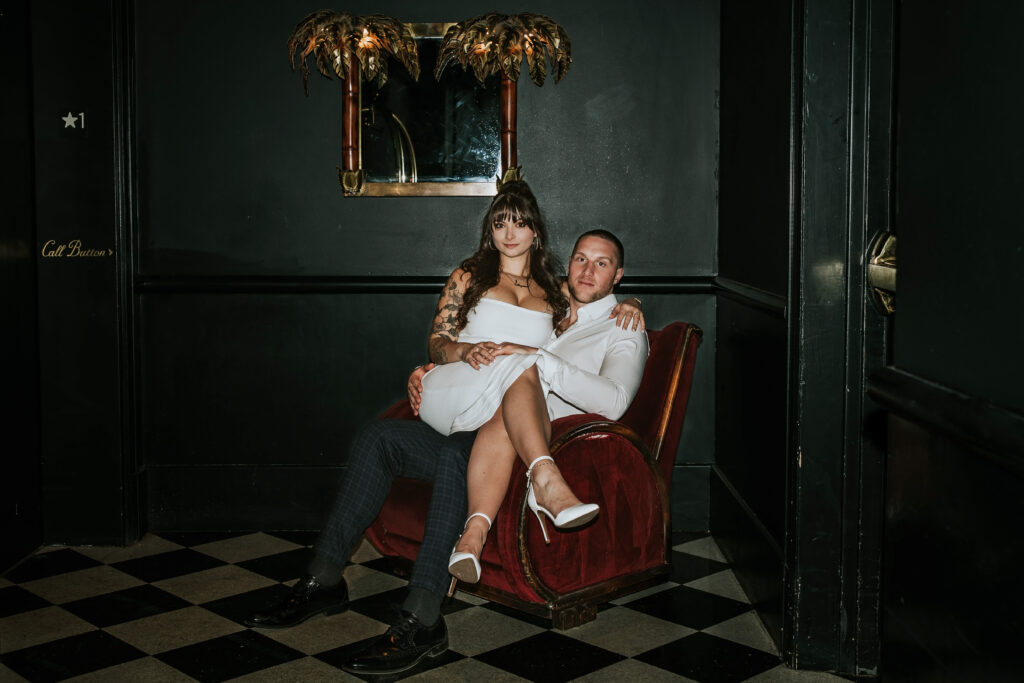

{"left": 314, "top": 418, "right": 475, "bottom": 598}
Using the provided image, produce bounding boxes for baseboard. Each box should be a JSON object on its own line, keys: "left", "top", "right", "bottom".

{"left": 709, "top": 465, "right": 784, "bottom": 649}
{"left": 671, "top": 464, "right": 710, "bottom": 531}
{"left": 148, "top": 460, "right": 714, "bottom": 534}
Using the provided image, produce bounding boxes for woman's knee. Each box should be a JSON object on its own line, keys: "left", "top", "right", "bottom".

{"left": 506, "top": 365, "right": 542, "bottom": 397}
{"left": 481, "top": 404, "right": 505, "bottom": 430}
{"left": 519, "top": 364, "right": 541, "bottom": 385}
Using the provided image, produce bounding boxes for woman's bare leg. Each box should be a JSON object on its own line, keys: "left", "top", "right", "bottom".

{"left": 498, "top": 365, "right": 586, "bottom": 516}
{"left": 454, "top": 364, "right": 590, "bottom": 559}
{"left": 454, "top": 409, "right": 517, "bottom": 559}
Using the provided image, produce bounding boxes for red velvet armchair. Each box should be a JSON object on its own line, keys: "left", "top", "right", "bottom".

{"left": 364, "top": 321, "right": 702, "bottom": 629}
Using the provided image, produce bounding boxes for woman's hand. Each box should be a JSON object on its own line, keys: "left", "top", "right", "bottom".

{"left": 492, "top": 342, "right": 538, "bottom": 356}
{"left": 610, "top": 297, "right": 646, "bottom": 331}
{"left": 407, "top": 363, "right": 434, "bottom": 415}
{"left": 460, "top": 341, "right": 502, "bottom": 370}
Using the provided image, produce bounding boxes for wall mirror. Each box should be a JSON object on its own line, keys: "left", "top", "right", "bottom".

{"left": 359, "top": 23, "right": 500, "bottom": 197}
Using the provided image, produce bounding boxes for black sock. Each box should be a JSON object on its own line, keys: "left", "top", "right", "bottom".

{"left": 307, "top": 553, "right": 345, "bottom": 587}
{"left": 403, "top": 587, "right": 442, "bottom": 625}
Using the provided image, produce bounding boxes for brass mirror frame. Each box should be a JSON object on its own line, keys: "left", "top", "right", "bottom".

{"left": 352, "top": 22, "right": 502, "bottom": 197}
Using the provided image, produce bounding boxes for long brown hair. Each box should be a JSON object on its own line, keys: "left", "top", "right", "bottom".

{"left": 455, "top": 181, "right": 567, "bottom": 331}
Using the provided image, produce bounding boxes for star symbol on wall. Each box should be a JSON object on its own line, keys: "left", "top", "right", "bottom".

{"left": 62, "top": 112, "right": 78, "bottom": 128}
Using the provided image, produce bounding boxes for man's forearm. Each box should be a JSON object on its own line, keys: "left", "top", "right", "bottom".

{"left": 535, "top": 340, "right": 646, "bottom": 419}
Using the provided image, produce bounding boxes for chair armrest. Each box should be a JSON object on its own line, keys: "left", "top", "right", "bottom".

{"left": 550, "top": 414, "right": 658, "bottom": 466}
{"left": 489, "top": 419, "right": 669, "bottom": 604}
{"left": 378, "top": 399, "right": 417, "bottom": 421}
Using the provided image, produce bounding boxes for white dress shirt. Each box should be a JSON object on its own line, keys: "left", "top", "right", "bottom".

{"left": 534, "top": 293, "right": 649, "bottom": 421}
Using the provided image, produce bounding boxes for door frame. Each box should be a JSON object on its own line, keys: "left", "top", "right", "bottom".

{"left": 783, "top": 0, "right": 894, "bottom": 673}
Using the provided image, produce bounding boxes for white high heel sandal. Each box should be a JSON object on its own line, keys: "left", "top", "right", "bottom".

{"left": 525, "top": 455, "right": 599, "bottom": 544}
{"left": 447, "top": 512, "right": 492, "bottom": 583}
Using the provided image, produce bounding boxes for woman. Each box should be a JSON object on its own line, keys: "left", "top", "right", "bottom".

{"left": 416, "top": 182, "right": 642, "bottom": 583}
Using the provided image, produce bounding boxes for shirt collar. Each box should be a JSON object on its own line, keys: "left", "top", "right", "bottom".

{"left": 574, "top": 292, "right": 619, "bottom": 323}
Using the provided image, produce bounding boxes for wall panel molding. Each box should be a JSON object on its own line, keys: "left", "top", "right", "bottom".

{"left": 713, "top": 276, "right": 786, "bottom": 317}
{"left": 868, "top": 367, "right": 1024, "bottom": 467}
{"left": 137, "top": 274, "right": 717, "bottom": 295}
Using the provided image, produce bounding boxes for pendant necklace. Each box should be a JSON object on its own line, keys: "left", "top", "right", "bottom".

{"left": 501, "top": 271, "right": 531, "bottom": 288}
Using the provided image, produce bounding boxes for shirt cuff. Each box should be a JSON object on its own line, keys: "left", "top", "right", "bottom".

{"left": 534, "top": 347, "right": 558, "bottom": 379}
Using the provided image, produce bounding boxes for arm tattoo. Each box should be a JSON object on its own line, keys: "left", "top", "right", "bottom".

{"left": 443, "top": 281, "right": 462, "bottom": 311}
{"left": 429, "top": 279, "right": 462, "bottom": 363}
{"left": 429, "top": 336, "right": 448, "bottom": 363}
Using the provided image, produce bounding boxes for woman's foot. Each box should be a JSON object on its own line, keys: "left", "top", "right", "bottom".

{"left": 528, "top": 458, "right": 586, "bottom": 518}
{"left": 453, "top": 515, "right": 489, "bottom": 557}
{"left": 525, "top": 456, "right": 599, "bottom": 543}
{"left": 448, "top": 513, "right": 491, "bottom": 583}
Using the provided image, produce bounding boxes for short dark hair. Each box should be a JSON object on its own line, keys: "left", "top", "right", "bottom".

{"left": 573, "top": 229, "right": 624, "bottom": 267}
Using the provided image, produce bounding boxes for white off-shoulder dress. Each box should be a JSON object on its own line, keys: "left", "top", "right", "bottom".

{"left": 418, "top": 297, "right": 553, "bottom": 435}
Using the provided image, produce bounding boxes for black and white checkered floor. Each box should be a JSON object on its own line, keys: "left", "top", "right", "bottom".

{"left": 0, "top": 531, "right": 848, "bottom": 682}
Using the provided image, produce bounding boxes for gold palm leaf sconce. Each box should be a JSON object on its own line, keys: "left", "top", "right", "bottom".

{"left": 287, "top": 10, "right": 570, "bottom": 195}
{"left": 436, "top": 12, "right": 573, "bottom": 187}
{"left": 287, "top": 10, "right": 420, "bottom": 195}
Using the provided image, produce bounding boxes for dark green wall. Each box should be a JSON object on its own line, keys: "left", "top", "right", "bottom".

{"left": 24, "top": 0, "right": 719, "bottom": 547}
{"left": 137, "top": 0, "right": 717, "bottom": 277}
{"left": 129, "top": 0, "right": 720, "bottom": 532}
{"left": 718, "top": 0, "right": 791, "bottom": 293}
{"left": 713, "top": 0, "right": 792, "bottom": 646}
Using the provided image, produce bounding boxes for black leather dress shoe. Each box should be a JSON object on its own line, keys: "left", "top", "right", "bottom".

{"left": 243, "top": 575, "right": 348, "bottom": 629}
{"left": 341, "top": 611, "right": 448, "bottom": 675}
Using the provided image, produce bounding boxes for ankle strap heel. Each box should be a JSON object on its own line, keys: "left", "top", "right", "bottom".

{"left": 447, "top": 512, "right": 493, "bottom": 584}
{"left": 464, "top": 512, "right": 492, "bottom": 530}
{"left": 525, "top": 455, "right": 599, "bottom": 545}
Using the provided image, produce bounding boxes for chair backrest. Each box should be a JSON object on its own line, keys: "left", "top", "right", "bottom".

{"left": 619, "top": 322, "right": 702, "bottom": 480}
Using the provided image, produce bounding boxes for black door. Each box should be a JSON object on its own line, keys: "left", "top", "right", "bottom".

{"left": 868, "top": 1, "right": 1024, "bottom": 679}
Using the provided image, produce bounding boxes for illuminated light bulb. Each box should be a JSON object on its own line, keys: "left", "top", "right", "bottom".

{"left": 358, "top": 27, "right": 377, "bottom": 49}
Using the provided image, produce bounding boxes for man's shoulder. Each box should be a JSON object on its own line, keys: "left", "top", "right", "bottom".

{"left": 567, "top": 315, "right": 648, "bottom": 346}
{"left": 605, "top": 318, "right": 650, "bottom": 358}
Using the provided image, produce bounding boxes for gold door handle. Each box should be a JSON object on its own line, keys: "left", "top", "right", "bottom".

{"left": 868, "top": 232, "right": 896, "bottom": 315}
{"left": 872, "top": 231, "right": 897, "bottom": 313}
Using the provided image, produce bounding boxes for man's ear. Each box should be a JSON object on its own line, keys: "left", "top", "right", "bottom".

{"left": 613, "top": 267, "right": 624, "bottom": 286}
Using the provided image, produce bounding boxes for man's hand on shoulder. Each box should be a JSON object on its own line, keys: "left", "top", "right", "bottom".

{"left": 609, "top": 297, "right": 645, "bottom": 331}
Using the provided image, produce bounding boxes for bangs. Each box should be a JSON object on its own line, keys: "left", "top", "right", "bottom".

{"left": 492, "top": 205, "right": 524, "bottom": 224}
{"left": 490, "top": 197, "right": 534, "bottom": 227}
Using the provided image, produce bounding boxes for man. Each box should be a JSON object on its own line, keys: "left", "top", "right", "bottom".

{"left": 244, "top": 229, "right": 648, "bottom": 676}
